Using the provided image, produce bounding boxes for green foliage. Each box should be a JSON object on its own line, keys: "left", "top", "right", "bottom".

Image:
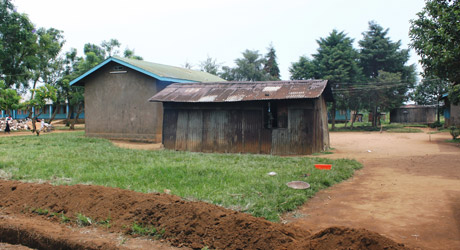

{"left": 448, "top": 84, "right": 460, "bottom": 105}
{"left": 359, "top": 21, "right": 412, "bottom": 80}
{"left": 101, "top": 39, "right": 121, "bottom": 57}
{"left": 200, "top": 56, "right": 221, "bottom": 76}
{"left": 290, "top": 29, "right": 362, "bottom": 128}
{"left": 76, "top": 213, "right": 93, "bottom": 227}
{"left": 0, "top": 132, "right": 362, "bottom": 222}
{"left": 233, "top": 49, "right": 268, "bottom": 81}
{"left": 32, "top": 207, "right": 49, "bottom": 215}
{"left": 123, "top": 47, "right": 143, "bottom": 60}
{"left": 0, "top": 0, "right": 38, "bottom": 89}
{"left": 60, "top": 213, "right": 71, "bottom": 223}
{"left": 0, "top": 81, "right": 21, "bottom": 111}
{"left": 263, "top": 43, "right": 281, "bottom": 80}
{"left": 219, "top": 45, "right": 280, "bottom": 81}
{"left": 359, "top": 22, "right": 416, "bottom": 126}
{"left": 410, "top": 0, "right": 460, "bottom": 85}
{"left": 450, "top": 126, "right": 460, "bottom": 139}
{"left": 413, "top": 77, "right": 449, "bottom": 105}
{"left": 131, "top": 222, "right": 165, "bottom": 238}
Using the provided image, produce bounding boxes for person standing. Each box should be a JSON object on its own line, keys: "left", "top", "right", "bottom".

{"left": 4, "top": 116, "right": 11, "bottom": 134}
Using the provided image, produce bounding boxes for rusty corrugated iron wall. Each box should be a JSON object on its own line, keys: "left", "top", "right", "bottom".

{"left": 161, "top": 98, "right": 329, "bottom": 155}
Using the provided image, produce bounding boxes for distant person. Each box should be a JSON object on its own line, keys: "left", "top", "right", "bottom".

{"left": 5, "top": 116, "right": 11, "bottom": 134}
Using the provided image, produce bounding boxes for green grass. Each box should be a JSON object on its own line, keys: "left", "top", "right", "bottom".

{"left": 76, "top": 213, "right": 93, "bottom": 227}
{"left": 131, "top": 222, "right": 165, "bottom": 238}
{"left": 446, "top": 138, "right": 460, "bottom": 143}
{"left": 330, "top": 122, "right": 425, "bottom": 133}
{"left": 386, "top": 127, "right": 423, "bottom": 133}
{"left": 0, "top": 132, "right": 361, "bottom": 221}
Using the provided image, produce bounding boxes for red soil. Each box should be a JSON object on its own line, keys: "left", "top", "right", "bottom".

{"left": 0, "top": 180, "right": 410, "bottom": 250}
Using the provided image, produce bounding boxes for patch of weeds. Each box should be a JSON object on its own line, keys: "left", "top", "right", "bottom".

{"left": 446, "top": 138, "right": 460, "bottom": 143}
{"left": 76, "top": 213, "right": 93, "bottom": 227}
{"left": 59, "top": 213, "right": 71, "bottom": 223}
{"left": 32, "top": 207, "right": 49, "bottom": 216}
{"left": 312, "top": 151, "right": 333, "bottom": 156}
{"left": 386, "top": 128, "right": 422, "bottom": 133}
{"left": 131, "top": 222, "right": 165, "bottom": 239}
{"left": 97, "top": 216, "right": 112, "bottom": 229}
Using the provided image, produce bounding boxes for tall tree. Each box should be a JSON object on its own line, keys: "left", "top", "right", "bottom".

{"left": 29, "top": 27, "right": 65, "bottom": 100}
{"left": 0, "top": 0, "right": 38, "bottom": 89}
{"left": 200, "top": 56, "right": 221, "bottom": 76}
{"left": 263, "top": 44, "right": 281, "bottom": 80}
{"left": 290, "top": 29, "right": 362, "bottom": 129}
{"left": 232, "top": 50, "right": 269, "bottom": 81}
{"left": 101, "top": 39, "right": 121, "bottom": 57}
{"left": 412, "top": 77, "right": 449, "bottom": 122}
{"left": 123, "top": 47, "right": 143, "bottom": 60}
{"left": 410, "top": 0, "right": 460, "bottom": 104}
{"left": 359, "top": 21, "right": 416, "bottom": 126}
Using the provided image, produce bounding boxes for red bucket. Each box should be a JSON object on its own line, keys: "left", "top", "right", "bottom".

{"left": 315, "top": 164, "right": 332, "bottom": 170}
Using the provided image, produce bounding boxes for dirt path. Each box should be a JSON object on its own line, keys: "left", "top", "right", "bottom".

{"left": 284, "top": 129, "right": 460, "bottom": 250}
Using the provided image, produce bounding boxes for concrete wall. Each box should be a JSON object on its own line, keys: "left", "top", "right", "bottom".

{"left": 84, "top": 61, "right": 163, "bottom": 142}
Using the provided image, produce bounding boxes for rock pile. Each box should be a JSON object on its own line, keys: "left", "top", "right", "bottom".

{"left": 0, "top": 118, "right": 53, "bottom": 132}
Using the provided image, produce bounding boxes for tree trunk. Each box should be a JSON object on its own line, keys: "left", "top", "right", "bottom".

{"left": 351, "top": 110, "right": 357, "bottom": 129}
{"left": 48, "top": 104, "right": 59, "bottom": 124}
{"left": 344, "top": 111, "right": 349, "bottom": 128}
{"left": 372, "top": 106, "right": 378, "bottom": 127}
{"left": 65, "top": 106, "right": 73, "bottom": 127}
{"left": 331, "top": 102, "right": 336, "bottom": 130}
{"left": 437, "top": 99, "right": 440, "bottom": 123}
{"left": 70, "top": 105, "right": 83, "bottom": 130}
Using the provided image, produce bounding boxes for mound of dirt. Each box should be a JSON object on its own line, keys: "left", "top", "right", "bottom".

{"left": 0, "top": 180, "right": 410, "bottom": 250}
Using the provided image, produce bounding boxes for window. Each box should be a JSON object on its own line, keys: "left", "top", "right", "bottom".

{"left": 264, "top": 102, "right": 287, "bottom": 129}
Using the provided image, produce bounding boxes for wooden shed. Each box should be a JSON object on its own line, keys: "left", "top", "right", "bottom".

{"left": 149, "top": 80, "right": 333, "bottom": 155}
{"left": 70, "top": 56, "right": 223, "bottom": 142}
{"left": 390, "top": 105, "right": 436, "bottom": 124}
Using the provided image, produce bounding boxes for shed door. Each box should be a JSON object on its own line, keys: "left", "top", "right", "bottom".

{"left": 288, "top": 109, "right": 314, "bottom": 155}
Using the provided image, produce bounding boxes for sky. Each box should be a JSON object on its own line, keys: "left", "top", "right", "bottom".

{"left": 13, "top": 0, "right": 427, "bottom": 80}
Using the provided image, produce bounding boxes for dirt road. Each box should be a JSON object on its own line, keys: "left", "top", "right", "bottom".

{"left": 284, "top": 129, "right": 460, "bottom": 250}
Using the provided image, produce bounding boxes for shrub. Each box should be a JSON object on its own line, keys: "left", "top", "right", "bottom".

{"left": 450, "top": 126, "right": 460, "bottom": 139}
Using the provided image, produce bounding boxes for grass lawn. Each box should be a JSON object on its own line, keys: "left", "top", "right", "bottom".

{"left": 329, "top": 122, "right": 424, "bottom": 133}
{"left": 0, "top": 132, "right": 361, "bottom": 222}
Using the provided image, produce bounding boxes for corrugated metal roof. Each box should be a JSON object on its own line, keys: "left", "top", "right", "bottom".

{"left": 112, "top": 56, "right": 224, "bottom": 82}
{"left": 149, "top": 80, "right": 332, "bottom": 103}
{"left": 70, "top": 56, "right": 224, "bottom": 86}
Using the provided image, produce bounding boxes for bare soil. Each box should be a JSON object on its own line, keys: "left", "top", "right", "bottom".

{"left": 2, "top": 128, "right": 456, "bottom": 249}
{"left": 284, "top": 128, "right": 460, "bottom": 250}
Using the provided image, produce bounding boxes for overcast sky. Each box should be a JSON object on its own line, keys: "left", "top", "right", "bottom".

{"left": 13, "top": 0, "right": 426, "bottom": 80}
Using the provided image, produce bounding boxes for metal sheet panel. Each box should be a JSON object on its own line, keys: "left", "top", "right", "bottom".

{"left": 162, "top": 109, "right": 178, "bottom": 149}
{"left": 149, "top": 80, "right": 330, "bottom": 103}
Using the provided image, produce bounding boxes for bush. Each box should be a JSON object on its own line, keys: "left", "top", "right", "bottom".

{"left": 449, "top": 126, "right": 460, "bottom": 139}
{"left": 429, "top": 121, "right": 443, "bottom": 128}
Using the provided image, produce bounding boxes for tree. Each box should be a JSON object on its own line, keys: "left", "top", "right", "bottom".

{"left": 232, "top": 50, "right": 269, "bottom": 81}
{"left": 289, "top": 56, "right": 316, "bottom": 80}
{"left": 123, "top": 48, "right": 143, "bottom": 60}
{"left": 200, "top": 56, "right": 221, "bottom": 76}
{"left": 263, "top": 44, "right": 281, "bottom": 80}
{"left": 359, "top": 22, "right": 416, "bottom": 126}
{"left": 290, "top": 29, "right": 362, "bottom": 129}
{"left": 412, "top": 77, "right": 449, "bottom": 122}
{"left": 0, "top": 0, "right": 38, "bottom": 89}
{"left": 29, "top": 27, "right": 65, "bottom": 101}
{"left": 0, "top": 81, "right": 21, "bottom": 113}
{"left": 101, "top": 39, "right": 121, "bottom": 57}
{"left": 410, "top": 0, "right": 460, "bottom": 104}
